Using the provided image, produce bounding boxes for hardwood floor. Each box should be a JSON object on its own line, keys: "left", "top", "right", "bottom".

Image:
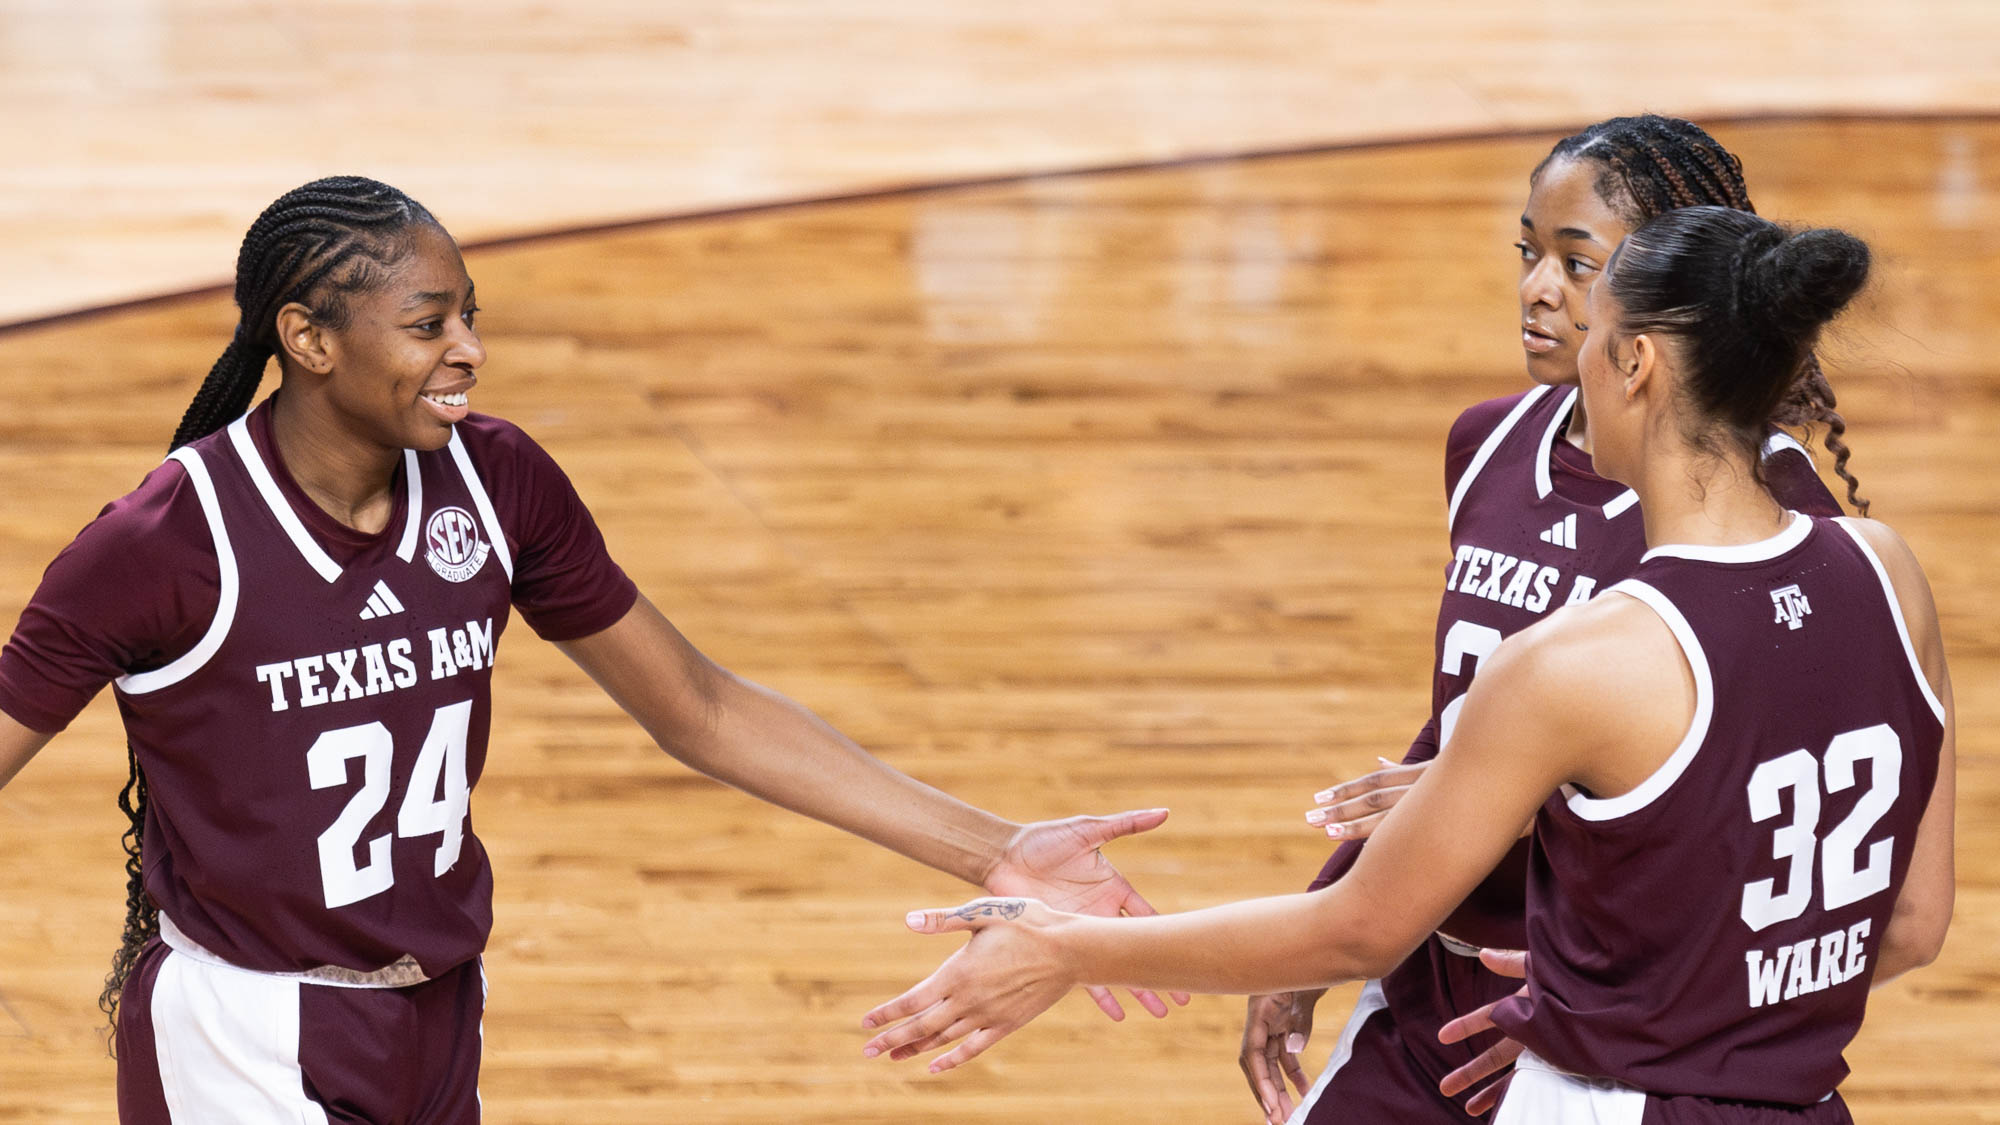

{"left": 0, "top": 119, "right": 1994, "bottom": 1121}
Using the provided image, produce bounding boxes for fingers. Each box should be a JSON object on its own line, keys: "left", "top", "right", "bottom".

{"left": 1479, "top": 947, "right": 1530, "bottom": 978}
{"left": 1305, "top": 787, "right": 1408, "bottom": 838}
{"left": 1311, "top": 761, "right": 1427, "bottom": 808}
{"left": 1308, "top": 807, "right": 1389, "bottom": 842}
{"left": 903, "top": 898, "right": 1027, "bottom": 935}
{"left": 1465, "top": 1072, "right": 1515, "bottom": 1117}
{"left": 1440, "top": 1038, "right": 1523, "bottom": 1100}
{"left": 861, "top": 971, "right": 949, "bottom": 1033}
{"left": 1262, "top": 1036, "right": 1299, "bottom": 1122}
{"left": 1436, "top": 996, "right": 1501, "bottom": 1045}
{"left": 863, "top": 997, "right": 959, "bottom": 1059}
{"left": 1085, "top": 984, "right": 1127, "bottom": 1021}
{"left": 885, "top": 1015, "right": 978, "bottom": 1062}
{"left": 1127, "top": 987, "right": 1171, "bottom": 1018}
{"left": 1242, "top": 1040, "right": 1287, "bottom": 1124}
{"left": 926, "top": 1024, "right": 1012, "bottom": 1074}
{"left": 1077, "top": 807, "right": 1170, "bottom": 846}
{"left": 1280, "top": 1036, "right": 1311, "bottom": 1096}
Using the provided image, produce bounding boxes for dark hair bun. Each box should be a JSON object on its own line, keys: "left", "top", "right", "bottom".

{"left": 1745, "top": 227, "right": 1871, "bottom": 334}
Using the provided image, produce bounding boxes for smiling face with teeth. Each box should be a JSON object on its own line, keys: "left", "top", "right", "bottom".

{"left": 282, "top": 222, "right": 486, "bottom": 456}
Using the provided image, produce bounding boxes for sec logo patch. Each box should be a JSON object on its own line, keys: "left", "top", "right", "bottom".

{"left": 425, "top": 506, "right": 490, "bottom": 583}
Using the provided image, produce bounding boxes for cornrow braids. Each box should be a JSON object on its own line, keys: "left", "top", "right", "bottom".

{"left": 168, "top": 176, "right": 438, "bottom": 450}
{"left": 106, "top": 177, "right": 440, "bottom": 1045}
{"left": 1535, "top": 115, "right": 1867, "bottom": 513}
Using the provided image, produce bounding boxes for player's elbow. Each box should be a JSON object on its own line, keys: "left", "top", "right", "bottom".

{"left": 1883, "top": 887, "right": 1954, "bottom": 976}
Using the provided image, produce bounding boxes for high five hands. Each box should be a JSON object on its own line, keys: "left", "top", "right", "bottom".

{"left": 860, "top": 808, "right": 1188, "bottom": 1073}
{"left": 982, "top": 809, "right": 1189, "bottom": 1021}
{"left": 860, "top": 896, "right": 1075, "bottom": 1073}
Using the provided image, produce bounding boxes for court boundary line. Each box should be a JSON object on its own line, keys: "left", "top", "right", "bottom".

{"left": 3, "top": 108, "right": 1994, "bottom": 339}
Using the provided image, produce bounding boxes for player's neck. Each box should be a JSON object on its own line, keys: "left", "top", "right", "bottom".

{"left": 267, "top": 389, "right": 401, "bottom": 535}
{"left": 1564, "top": 391, "right": 1592, "bottom": 453}
{"left": 1634, "top": 446, "right": 1790, "bottom": 553}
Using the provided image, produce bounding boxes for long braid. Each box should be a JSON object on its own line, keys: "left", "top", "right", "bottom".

{"left": 102, "top": 177, "right": 438, "bottom": 1043}
{"left": 1537, "top": 115, "right": 1868, "bottom": 513}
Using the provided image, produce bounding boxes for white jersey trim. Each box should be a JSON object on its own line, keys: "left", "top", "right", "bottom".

{"left": 1533, "top": 387, "right": 1579, "bottom": 500}
{"left": 446, "top": 428, "right": 515, "bottom": 583}
{"left": 228, "top": 415, "right": 342, "bottom": 583}
{"left": 1602, "top": 489, "right": 1639, "bottom": 519}
{"left": 1763, "top": 429, "right": 1813, "bottom": 462}
{"left": 116, "top": 449, "right": 239, "bottom": 696}
{"left": 1563, "top": 580, "right": 1714, "bottom": 821}
{"left": 1836, "top": 521, "right": 1947, "bottom": 724}
{"left": 1640, "top": 509, "right": 1810, "bottom": 565}
{"left": 1285, "top": 979, "right": 1388, "bottom": 1125}
{"left": 1448, "top": 384, "right": 1555, "bottom": 532}
{"left": 396, "top": 448, "right": 424, "bottom": 562}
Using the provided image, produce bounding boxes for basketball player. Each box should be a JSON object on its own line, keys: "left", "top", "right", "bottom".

{"left": 0, "top": 177, "right": 1179, "bottom": 1123}
{"left": 1243, "top": 117, "right": 1856, "bottom": 1124}
{"left": 863, "top": 206, "right": 1955, "bottom": 1125}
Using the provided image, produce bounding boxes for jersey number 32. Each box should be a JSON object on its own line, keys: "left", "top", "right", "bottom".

{"left": 1740, "top": 724, "right": 1902, "bottom": 933}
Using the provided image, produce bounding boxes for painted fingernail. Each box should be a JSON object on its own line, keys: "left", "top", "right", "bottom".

{"left": 1286, "top": 1032, "right": 1307, "bottom": 1053}
{"left": 863, "top": 1046, "right": 880, "bottom": 1058}
{"left": 1305, "top": 808, "right": 1327, "bottom": 825}
{"left": 1314, "top": 788, "right": 1336, "bottom": 803}
{"left": 906, "top": 912, "right": 926, "bottom": 929}
{"left": 1325, "top": 825, "right": 1344, "bottom": 838}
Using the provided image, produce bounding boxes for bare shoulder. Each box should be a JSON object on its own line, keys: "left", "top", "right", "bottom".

{"left": 1496, "top": 592, "right": 1680, "bottom": 699}
{"left": 1835, "top": 516, "right": 1947, "bottom": 686}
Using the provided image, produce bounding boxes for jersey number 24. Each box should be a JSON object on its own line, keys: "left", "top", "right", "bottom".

{"left": 307, "top": 701, "right": 473, "bottom": 909}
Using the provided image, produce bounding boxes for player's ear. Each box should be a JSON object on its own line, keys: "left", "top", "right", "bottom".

{"left": 1624, "top": 333, "right": 1657, "bottom": 402}
{"left": 275, "top": 303, "right": 334, "bottom": 375}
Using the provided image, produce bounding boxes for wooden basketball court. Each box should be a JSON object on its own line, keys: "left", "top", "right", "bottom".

{"left": 1, "top": 6, "right": 1996, "bottom": 1122}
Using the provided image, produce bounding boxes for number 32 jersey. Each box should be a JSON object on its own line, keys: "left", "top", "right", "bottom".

{"left": 1492, "top": 515, "right": 1945, "bottom": 1104}
{"left": 0, "top": 398, "right": 638, "bottom": 979}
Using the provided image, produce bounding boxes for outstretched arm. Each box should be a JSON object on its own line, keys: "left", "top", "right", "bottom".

{"left": 557, "top": 594, "right": 1180, "bottom": 1017}
{"left": 861, "top": 598, "right": 1688, "bottom": 1070}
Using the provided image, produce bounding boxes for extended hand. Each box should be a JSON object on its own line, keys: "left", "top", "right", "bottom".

{"left": 861, "top": 897, "right": 1073, "bottom": 1073}
{"left": 1240, "top": 989, "right": 1325, "bottom": 1124}
{"left": 982, "top": 808, "right": 1186, "bottom": 1018}
{"left": 1437, "top": 948, "right": 1530, "bottom": 1116}
{"left": 1306, "top": 758, "right": 1429, "bottom": 841}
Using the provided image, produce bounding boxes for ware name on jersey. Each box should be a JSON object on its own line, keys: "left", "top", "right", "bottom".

{"left": 1493, "top": 516, "right": 1946, "bottom": 1105}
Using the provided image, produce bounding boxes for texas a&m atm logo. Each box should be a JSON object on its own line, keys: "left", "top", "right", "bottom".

{"left": 1770, "top": 584, "right": 1812, "bottom": 630}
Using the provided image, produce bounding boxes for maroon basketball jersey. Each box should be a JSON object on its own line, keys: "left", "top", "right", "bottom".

{"left": 1491, "top": 515, "right": 1946, "bottom": 1104}
{"left": 111, "top": 408, "right": 521, "bottom": 978}
{"left": 1423, "top": 385, "right": 1662, "bottom": 949}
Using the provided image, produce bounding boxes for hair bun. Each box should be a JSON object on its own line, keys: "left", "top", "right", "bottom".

{"left": 1745, "top": 226, "right": 1871, "bottom": 333}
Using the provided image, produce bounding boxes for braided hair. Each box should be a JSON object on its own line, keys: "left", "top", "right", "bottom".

{"left": 101, "top": 176, "right": 439, "bottom": 1040}
{"left": 1536, "top": 115, "right": 1868, "bottom": 515}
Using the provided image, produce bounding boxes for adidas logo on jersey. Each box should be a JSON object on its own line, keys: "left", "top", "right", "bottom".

{"left": 1538, "top": 513, "right": 1578, "bottom": 550}
{"left": 1771, "top": 584, "right": 1811, "bottom": 630}
{"left": 358, "top": 580, "right": 406, "bottom": 621}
